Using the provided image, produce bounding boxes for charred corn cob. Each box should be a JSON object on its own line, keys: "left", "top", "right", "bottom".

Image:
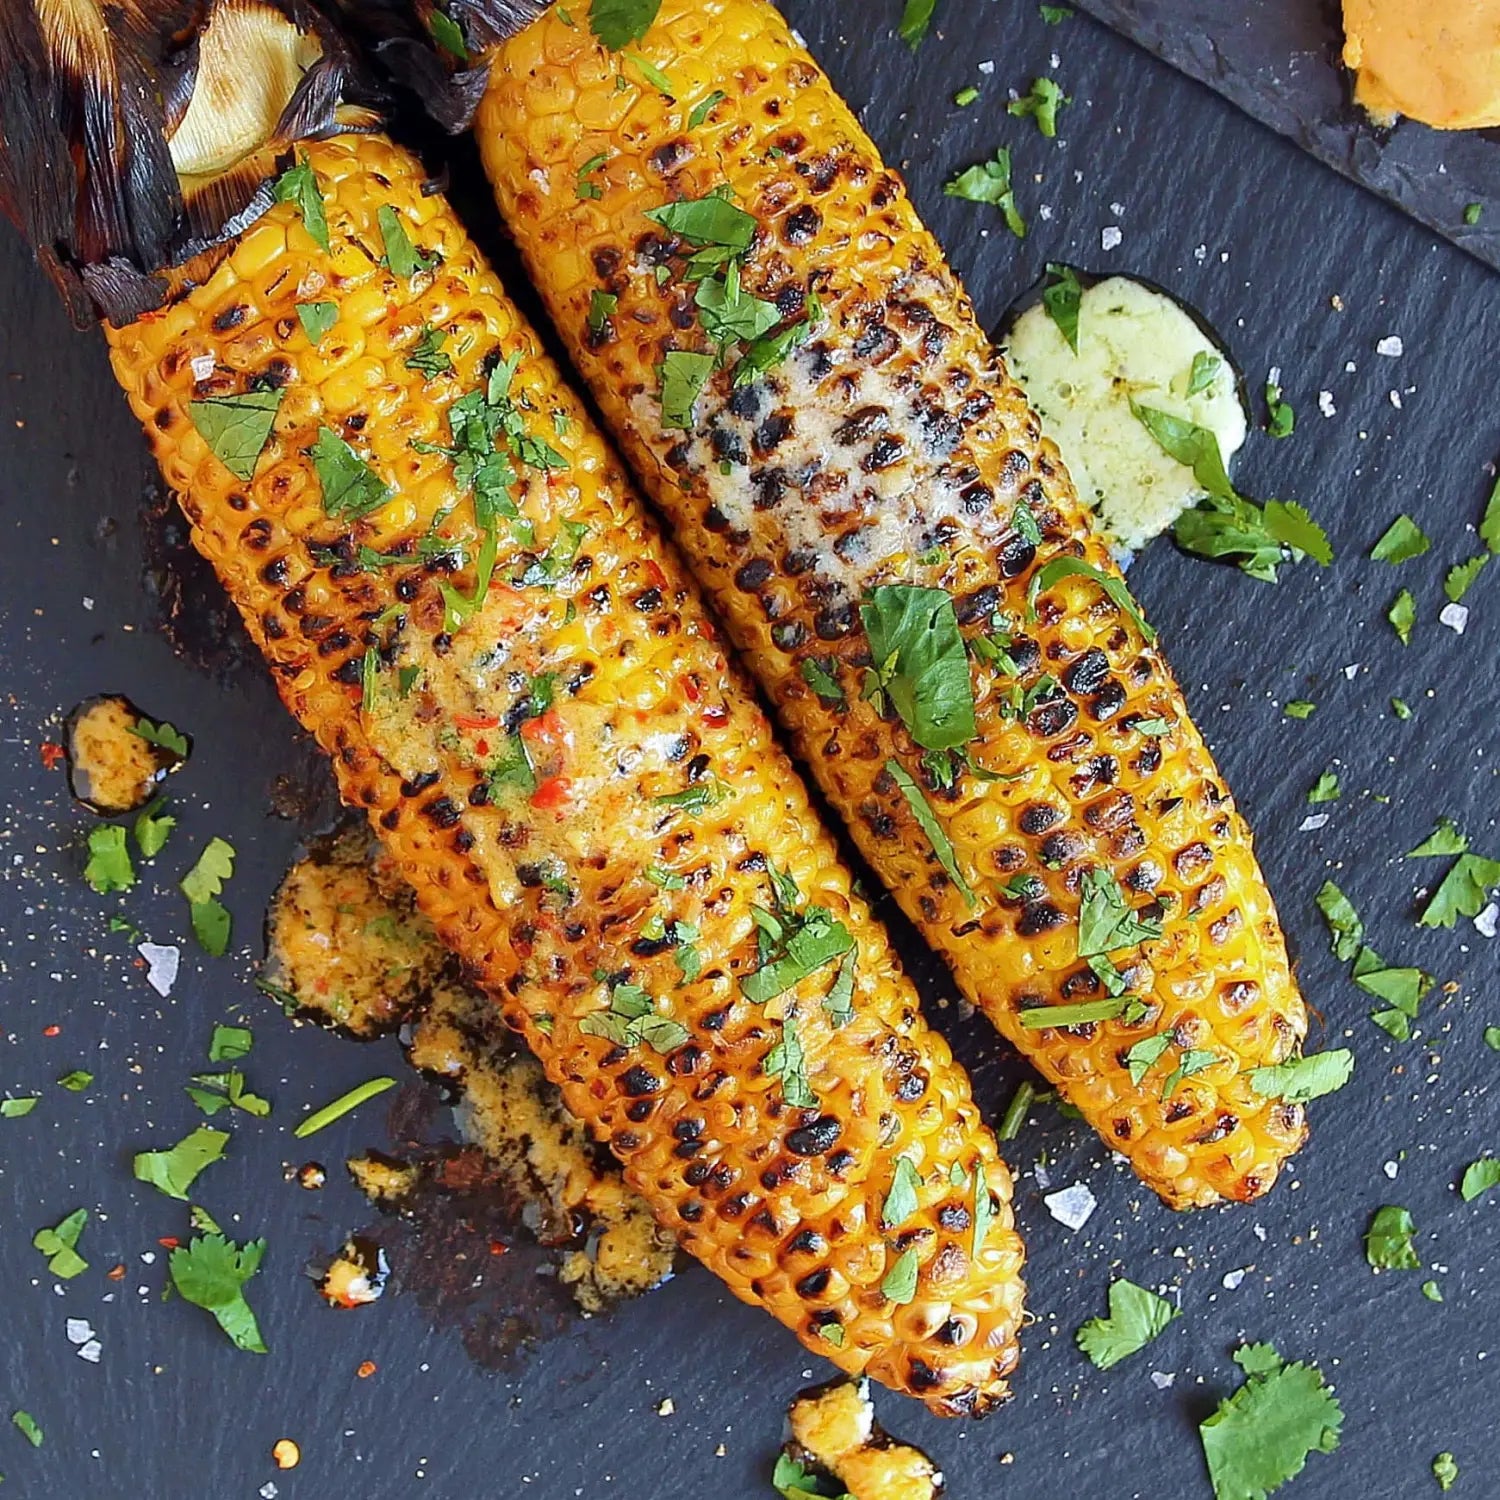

{"left": 454, "top": 0, "right": 1311, "bottom": 1208}
{"left": 1, "top": 0, "right": 1025, "bottom": 1412}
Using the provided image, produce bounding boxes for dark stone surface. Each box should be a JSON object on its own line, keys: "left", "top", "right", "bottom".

{"left": 1071, "top": 0, "right": 1500, "bottom": 273}
{"left": 1, "top": 2, "right": 1497, "bottom": 1495}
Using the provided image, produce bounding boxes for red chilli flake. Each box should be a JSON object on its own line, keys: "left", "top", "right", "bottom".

{"left": 39, "top": 741, "right": 65, "bottom": 771}
{"left": 488, "top": 1240, "right": 508, "bottom": 1257}
{"left": 42, "top": 1025, "right": 61, "bottom": 1037}
{"left": 356, "top": 1361, "right": 377, "bottom": 1379}
{"left": 158, "top": 1236, "right": 180, "bottom": 1250}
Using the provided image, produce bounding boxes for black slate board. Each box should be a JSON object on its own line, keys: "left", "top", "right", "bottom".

{"left": 1070, "top": 0, "right": 1500, "bottom": 274}
{"left": 2, "top": 3, "right": 1500, "bottom": 1497}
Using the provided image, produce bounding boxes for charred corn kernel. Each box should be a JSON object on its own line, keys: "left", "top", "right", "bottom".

{"left": 473, "top": 0, "right": 1309, "bottom": 1209}
{"left": 100, "top": 133, "right": 1023, "bottom": 1412}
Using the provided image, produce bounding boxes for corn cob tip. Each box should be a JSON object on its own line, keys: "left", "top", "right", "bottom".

{"left": 0, "top": 0, "right": 378, "bottom": 325}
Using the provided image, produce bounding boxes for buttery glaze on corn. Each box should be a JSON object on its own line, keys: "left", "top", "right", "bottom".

{"left": 473, "top": 0, "right": 1310, "bottom": 1208}
{"left": 102, "top": 134, "right": 1024, "bottom": 1412}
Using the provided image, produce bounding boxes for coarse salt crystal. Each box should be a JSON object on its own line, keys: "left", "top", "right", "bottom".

{"left": 138, "top": 943, "right": 179, "bottom": 997}
{"left": 1376, "top": 335, "right": 1404, "bottom": 357}
{"left": 657, "top": 1399, "right": 675, "bottom": 1417}
{"left": 66, "top": 1318, "right": 93, "bottom": 1345}
{"left": 1344, "top": 664, "right": 1359, "bottom": 680}
{"left": 978, "top": 59, "right": 995, "bottom": 74}
{"left": 1440, "top": 602, "right": 1469, "bottom": 635}
{"left": 77, "top": 1341, "right": 102, "bottom": 1363}
{"left": 1390, "top": 391, "right": 1403, "bottom": 410}
{"left": 1033, "top": 1162, "right": 1052, "bottom": 1190}
{"left": 1150, "top": 1371, "right": 1175, "bottom": 1390}
{"left": 1299, "top": 813, "right": 1331, "bottom": 832}
{"left": 1318, "top": 391, "right": 1336, "bottom": 417}
{"left": 1043, "top": 1182, "right": 1097, "bottom": 1231}
{"left": 1101, "top": 226, "right": 1122, "bottom": 251}
{"left": 190, "top": 354, "right": 216, "bottom": 382}
{"left": 1221, "top": 1268, "right": 1248, "bottom": 1290}
{"left": 1383, "top": 1161, "right": 1399, "bottom": 1179}
{"left": 1475, "top": 903, "right": 1499, "bottom": 939}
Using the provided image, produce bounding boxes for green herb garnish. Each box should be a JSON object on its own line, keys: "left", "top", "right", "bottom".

{"left": 188, "top": 391, "right": 285, "bottom": 483}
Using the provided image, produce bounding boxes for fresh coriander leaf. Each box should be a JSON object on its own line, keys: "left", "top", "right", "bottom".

{"left": 1284, "top": 700, "right": 1316, "bottom": 719}
{"left": 644, "top": 863, "right": 685, "bottom": 891}
{"left": 971, "top": 1162, "right": 994, "bottom": 1256}
{"left": 308, "top": 426, "right": 391, "bottom": 519}
{"left": 1040, "top": 3, "right": 1072, "bottom": 18}
{"left": 56, "top": 1070, "right": 92, "bottom": 1091}
{"left": 944, "top": 148, "right": 1026, "bottom": 237}
{"left": 1307, "top": 771, "right": 1340, "bottom": 804}
{"left": 659, "top": 349, "right": 715, "bottom": 430}
{"left": 1183, "top": 350, "right": 1222, "bottom": 397}
{"left": 1008, "top": 75, "right": 1069, "bottom": 137}
{"left": 772, "top": 1453, "right": 851, "bottom": 1500}
{"left": 740, "top": 898, "right": 854, "bottom": 1005}
{"left": 587, "top": 289, "right": 618, "bottom": 336}
{"left": 1366, "top": 1205, "right": 1420, "bottom": 1269}
{"left": 823, "top": 947, "right": 857, "bottom": 1029}
{"left": 575, "top": 151, "right": 608, "bottom": 200}
{"left": 1460, "top": 1157, "right": 1500, "bottom": 1202}
{"left": 377, "top": 204, "right": 435, "bottom": 279}
{"left": 1018, "top": 995, "right": 1130, "bottom": 1029}
{"left": 1124, "top": 1033, "right": 1173, "bottom": 1086}
{"left": 187, "top": 390, "right": 284, "bottom": 484}
{"left": 1200, "top": 1344, "right": 1343, "bottom": 1500}
{"left": 272, "top": 156, "right": 329, "bottom": 251}
{"left": 1481, "top": 476, "right": 1500, "bottom": 554}
{"left": 169, "top": 1233, "right": 268, "bottom": 1353}
{"left": 1371, "top": 514, "right": 1431, "bottom": 564}
{"left": 1422, "top": 1279, "right": 1444, "bottom": 1302}
{"left": 1409, "top": 817, "right": 1470, "bottom": 859}
{"left": 898, "top": 0, "right": 938, "bottom": 49}
{"left": 954, "top": 84, "right": 980, "bottom": 107}
{"left": 1464, "top": 201, "right": 1483, "bottom": 225}
{"left": 1, "top": 1097, "right": 39, "bottom": 1118}
{"left": 1445, "top": 554, "right": 1488, "bottom": 603}
{"left": 33, "top": 1207, "right": 88, "bottom": 1278}
{"left": 1370, "top": 1008, "right": 1412, "bottom": 1042}
{"left": 131, "top": 717, "right": 190, "bottom": 758}
{"left": 12, "top": 1410, "right": 43, "bottom": 1447}
{"left": 644, "top": 193, "right": 756, "bottom": 252}
{"left": 187, "top": 1069, "right": 269, "bottom": 1118}
{"left": 1388, "top": 588, "right": 1416, "bottom": 645}
{"left": 1354, "top": 966, "right": 1431, "bottom": 1016}
{"left": 427, "top": 6, "right": 468, "bottom": 58}
{"left": 1265, "top": 380, "right": 1295, "bottom": 439}
{"left": 1029, "top": 556, "right": 1157, "bottom": 643}
{"left": 687, "top": 89, "right": 727, "bottom": 129}
{"left": 1484, "top": 1026, "right": 1500, "bottom": 1052}
{"left": 1392, "top": 697, "right": 1413, "bottom": 720}
{"left": 189, "top": 898, "right": 231, "bottom": 957}
{"left": 134, "top": 800, "right": 175, "bottom": 858}
{"left": 885, "top": 758, "right": 975, "bottom": 906}
{"left": 405, "top": 325, "right": 453, "bottom": 379}
{"left": 1420, "top": 852, "right": 1500, "bottom": 928}
{"left": 881, "top": 1157, "right": 922, "bottom": 1229}
{"left": 588, "top": 0, "right": 662, "bottom": 49}
{"left": 1161, "top": 1047, "right": 1217, "bottom": 1100}
{"left": 694, "top": 261, "right": 780, "bottom": 350}
{"left": 1076, "top": 1277, "right": 1179, "bottom": 1370}
{"left": 800, "top": 657, "right": 845, "bottom": 706}
{"left": 880, "top": 1246, "right": 920, "bottom": 1305}
{"left": 1133, "top": 401, "right": 1235, "bottom": 500}
{"left": 133, "top": 1126, "right": 229, "bottom": 1201}
{"left": 859, "top": 585, "right": 976, "bottom": 749}
{"left": 1314, "top": 880, "right": 1363, "bottom": 960}
{"left": 294, "top": 1077, "right": 398, "bottom": 1138}
{"left": 296, "top": 302, "right": 337, "bottom": 346}
{"left": 1247, "top": 1050, "right": 1354, "bottom": 1103}
{"left": 733, "top": 300, "right": 821, "bottom": 385}
{"left": 84, "top": 824, "right": 134, "bottom": 894}
{"left": 181, "top": 837, "right": 234, "bottom": 906}
{"left": 1433, "top": 1453, "right": 1459, "bottom": 1492}
{"left": 624, "top": 50, "right": 675, "bottom": 94}
{"left": 764, "top": 1015, "right": 815, "bottom": 1107}
{"left": 1077, "top": 867, "right": 1162, "bottom": 957}
{"left": 208, "top": 1024, "right": 252, "bottom": 1062}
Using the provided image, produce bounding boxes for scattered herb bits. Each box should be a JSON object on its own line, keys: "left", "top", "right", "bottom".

{"left": 1365, "top": 1205, "right": 1420, "bottom": 1270}
{"left": 1076, "top": 1277, "right": 1179, "bottom": 1369}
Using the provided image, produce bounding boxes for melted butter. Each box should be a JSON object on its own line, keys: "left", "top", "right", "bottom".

{"left": 1003, "top": 275, "right": 1247, "bottom": 553}
{"left": 784, "top": 1379, "right": 942, "bottom": 1500}
{"left": 64, "top": 695, "right": 183, "bottom": 815}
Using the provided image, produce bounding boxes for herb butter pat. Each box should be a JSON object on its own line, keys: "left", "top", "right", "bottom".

{"left": 1003, "top": 275, "right": 1247, "bottom": 552}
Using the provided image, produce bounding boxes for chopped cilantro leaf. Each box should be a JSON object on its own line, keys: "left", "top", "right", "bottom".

{"left": 296, "top": 302, "right": 337, "bottom": 346}
{"left": 1460, "top": 1157, "right": 1500, "bottom": 1202}
{"left": 644, "top": 863, "right": 685, "bottom": 891}
{"left": 588, "top": 0, "right": 662, "bottom": 49}
{"left": 272, "top": 156, "right": 329, "bottom": 251}
{"left": 580, "top": 982, "right": 689, "bottom": 1055}
{"left": 1314, "top": 880, "right": 1362, "bottom": 960}
{"left": 1388, "top": 588, "right": 1416, "bottom": 645}
{"left": 427, "top": 6, "right": 468, "bottom": 59}
{"left": 135, "top": 799, "right": 175, "bottom": 859}
{"left": 652, "top": 780, "right": 724, "bottom": 815}
{"left": 800, "top": 657, "right": 845, "bottom": 705}
{"left": 377, "top": 204, "right": 436, "bottom": 279}
{"left": 405, "top": 325, "right": 453, "bottom": 379}
{"left": 1008, "top": 75, "right": 1069, "bottom": 137}
{"left": 885, "top": 758, "right": 975, "bottom": 907}
{"left": 1370, "top": 514, "right": 1431, "bottom": 564}
{"left": 732, "top": 298, "right": 821, "bottom": 386}
{"left": 954, "top": 84, "right": 980, "bottom": 107}
{"left": 208, "top": 1024, "right": 252, "bottom": 1062}
{"left": 1076, "top": 1277, "right": 1178, "bottom": 1369}
{"left": 1354, "top": 965, "right": 1431, "bottom": 1017}
{"left": 971, "top": 1163, "right": 994, "bottom": 1256}
{"left": 764, "top": 1014, "right": 815, "bottom": 1107}
{"left": 308, "top": 426, "right": 391, "bottom": 519}
{"left": 644, "top": 193, "right": 756, "bottom": 252}
{"left": 1265, "top": 380, "right": 1295, "bottom": 439}
{"left": 1464, "top": 201, "right": 1483, "bottom": 225}
{"left": 1434, "top": 1453, "right": 1459, "bottom": 1491}
{"left": 1124, "top": 1033, "right": 1173, "bottom": 1086}
{"left": 12, "top": 1410, "right": 43, "bottom": 1447}
{"left": 1423, "top": 1279, "right": 1444, "bottom": 1302}
{"left": 1445, "top": 554, "right": 1488, "bottom": 603}
{"left": 1029, "top": 555, "right": 1157, "bottom": 643}
{"left": 33, "top": 1207, "right": 88, "bottom": 1278}
{"left": 587, "top": 289, "right": 618, "bottom": 335}
{"left": 898, "top": 0, "right": 938, "bottom": 49}
{"left": 133, "top": 1126, "right": 229, "bottom": 1201}
{"left": 687, "top": 90, "right": 727, "bottom": 129}
{"left": 575, "top": 152, "right": 608, "bottom": 200}
{"left": 169, "top": 1233, "right": 268, "bottom": 1353}
{"left": 773, "top": 1453, "right": 851, "bottom": 1500}
{"left": 1077, "top": 867, "right": 1162, "bottom": 957}
{"left": 1, "top": 1097, "right": 39, "bottom": 1118}
{"left": 56, "top": 1070, "right": 92, "bottom": 1091}
{"left": 1419, "top": 852, "right": 1500, "bottom": 928}
{"left": 740, "top": 869, "right": 855, "bottom": 1004}
{"left": 1307, "top": 771, "right": 1340, "bottom": 804}
{"left": 659, "top": 349, "right": 715, "bottom": 430}
{"left": 1247, "top": 1050, "right": 1354, "bottom": 1103}
{"left": 84, "top": 824, "right": 134, "bottom": 894}
{"left": 859, "top": 584, "right": 976, "bottom": 749}
{"left": 1409, "top": 818, "right": 1469, "bottom": 858}
{"left": 1018, "top": 995, "right": 1131, "bottom": 1029}
{"left": 880, "top": 1246, "right": 920, "bottom": 1305}
{"left": 187, "top": 390, "right": 284, "bottom": 483}
{"left": 1481, "top": 476, "right": 1500, "bottom": 554}
{"left": 131, "top": 717, "right": 190, "bottom": 758}
{"left": 1185, "top": 350, "right": 1222, "bottom": 396}
{"left": 880, "top": 1156, "right": 921, "bottom": 1229}
{"left": 187, "top": 1069, "right": 269, "bottom": 1119}
{"left": 1161, "top": 1047, "right": 1217, "bottom": 1100}
{"left": 1392, "top": 698, "right": 1412, "bottom": 720}
{"left": 1199, "top": 1343, "right": 1343, "bottom": 1500}
{"left": 1366, "top": 1204, "right": 1420, "bottom": 1270}
{"left": 944, "top": 148, "right": 1026, "bottom": 237}
{"left": 1040, "top": 3, "right": 1072, "bottom": 18}
{"left": 1284, "top": 700, "right": 1316, "bottom": 719}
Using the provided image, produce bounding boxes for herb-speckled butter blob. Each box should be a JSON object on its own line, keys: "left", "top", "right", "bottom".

{"left": 1004, "top": 276, "right": 1247, "bottom": 553}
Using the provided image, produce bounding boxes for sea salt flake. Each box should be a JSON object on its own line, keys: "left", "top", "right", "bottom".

{"left": 1440, "top": 602, "right": 1469, "bottom": 635}
{"left": 1299, "top": 813, "right": 1330, "bottom": 832}
{"left": 1221, "top": 1268, "right": 1248, "bottom": 1290}
{"left": 77, "top": 1340, "right": 102, "bottom": 1363}
{"left": 1474, "top": 903, "right": 1499, "bottom": 939}
{"left": 137, "top": 942, "right": 179, "bottom": 997}
{"left": 66, "top": 1319, "right": 94, "bottom": 1345}
{"left": 1389, "top": 391, "right": 1403, "bottom": 410}
{"left": 1343, "top": 664, "right": 1359, "bottom": 680}
{"left": 1101, "top": 226, "right": 1122, "bottom": 251}
{"left": 1383, "top": 1160, "right": 1399, "bottom": 1179}
{"left": 1150, "top": 1371, "right": 1176, "bottom": 1389}
{"left": 1376, "top": 335, "right": 1404, "bottom": 357}
{"left": 1318, "top": 391, "right": 1336, "bottom": 417}
{"left": 1043, "top": 1182, "right": 1097, "bottom": 1231}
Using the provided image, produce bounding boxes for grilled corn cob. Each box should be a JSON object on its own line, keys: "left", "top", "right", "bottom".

{"left": 454, "top": 0, "right": 1311, "bottom": 1208}
{"left": 2, "top": 0, "right": 1025, "bottom": 1411}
